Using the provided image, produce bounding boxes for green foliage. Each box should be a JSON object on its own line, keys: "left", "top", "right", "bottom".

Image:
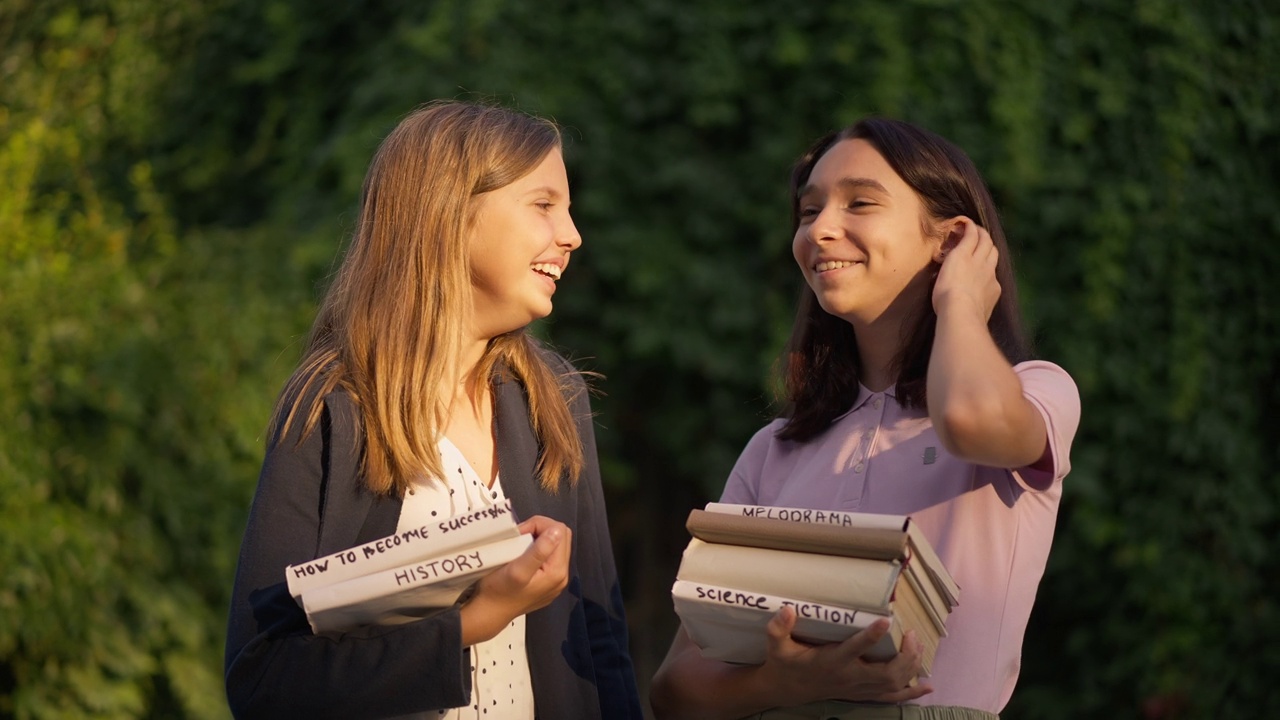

{"left": 1, "top": 3, "right": 320, "bottom": 717}
{"left": 2, "top": 0, "right": 1277, "bottom": 716}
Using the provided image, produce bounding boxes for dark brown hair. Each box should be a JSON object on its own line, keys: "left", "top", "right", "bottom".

{"left": 778, "top": 117, "right": 1031, "bottom": 441}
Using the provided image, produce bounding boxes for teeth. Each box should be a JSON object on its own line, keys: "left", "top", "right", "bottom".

{"left": 531, "top": 263, "right": 562, "bottom": 280}
{"left": 815, "top": 260, "right": 856, "bottom": 272}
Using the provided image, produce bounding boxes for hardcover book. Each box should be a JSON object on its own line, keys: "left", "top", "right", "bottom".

{"left": 672, "top": 503, "right": 959, "bottom": 674}
{"left": 285, "top": 498, "right": 521, "bottom": 600}
{"left": 302, "top": 533, "right": 533, "bottom": 635}
{"left": 283, "top": 499, "right": 528, "bottom": 635}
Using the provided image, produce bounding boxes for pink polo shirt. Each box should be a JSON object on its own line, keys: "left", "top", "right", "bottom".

{"left": 720, "top": 360, "right": 1081, "bottom": 713}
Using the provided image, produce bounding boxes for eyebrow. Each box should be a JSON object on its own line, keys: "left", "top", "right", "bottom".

{"left": 524, "top": 186, "right": 565, "bottom": 199}
{"left": 797, "top": 177, "right": 889, "bottom": 198}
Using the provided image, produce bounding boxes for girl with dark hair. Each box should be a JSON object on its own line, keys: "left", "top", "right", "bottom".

{"left": 651, "top": 118, "right": 1081, "bottom": 720}
{"left": 224, "top": 101, "right": 643, "bottom": 719}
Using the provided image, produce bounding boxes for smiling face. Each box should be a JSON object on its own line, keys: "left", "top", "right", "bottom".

{"left": 792, "top": 138, "right": 943, "bottom": 328}
{"left": 468, "top": 147, "right": 581, "bottom": 339}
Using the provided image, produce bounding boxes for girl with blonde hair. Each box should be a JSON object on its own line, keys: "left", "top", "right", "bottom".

{"left": 225, "top": 100, "right": 642, "bottom": 719}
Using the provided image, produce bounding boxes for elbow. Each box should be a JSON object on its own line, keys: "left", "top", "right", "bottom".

{"left": 932, "top": 400, "right": 990, "bottom": 458}
{"left": 932, "top": 394, "right": 1045, "bottom": 468}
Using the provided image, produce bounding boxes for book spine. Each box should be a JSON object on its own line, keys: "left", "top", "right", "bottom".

{"left": 705, "top": 502, "right": 959, "bottom": 609}
{"left": 303, "top": 533, "right": 533, "bottom": 634}
{"left": 285, "top": 498, "right": 518, "bottom": 599}
{"left": 676, "top": 538, "right": 900, "bottom": 611}
{"left": 705, "top": 502, "right": 907, "bottom": 531}
{"left": 671, "top": 579, "right": 897, "bottom": 665}
{"left": 687, "top": 509, "right": 907, "bottom": 561}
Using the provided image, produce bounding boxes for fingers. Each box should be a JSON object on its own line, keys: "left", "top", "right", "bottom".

{"left": 517, "top": 514, "right": 564, "bottom": 536}
{"left": 826, "top": 618, "right": 893, "bottom": 662}
{"left": 945, "top": 217, "right": 994, "bottom": 255}
{"left": 509, "top": 518, "right": 569, "bottom": 580}
{"left": 760, "top": 616, "right": 927, "bottom": 706}
{"left": 518, "top": 515, "right": 572, "bottom": 568}
{"left": 873, "top": 681, "right": 934, "bottom": 704}
{"left": 881, "top": 630, "right": 923, "bottom": 679}
{"left": 765, "top": 605, "right": 798, "bottom": 646}
{"left": 873, "top": 633, "right": 931, "bottom": 701}
{"left": 482, "top": 516, "right": 567, "bottom": 595}
{"left": 461, "top": 517, "right": 571, "bottom": 645}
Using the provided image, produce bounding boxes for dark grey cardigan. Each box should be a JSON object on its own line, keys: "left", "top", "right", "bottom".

{"left": 224, "top": 356, "right": 642, "bottom": 719}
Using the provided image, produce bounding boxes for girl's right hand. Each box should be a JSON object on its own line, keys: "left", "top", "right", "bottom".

{"left": 933, "top": 216, "right": 1001, "bottom": 322}
{"left": 757, "top": 606, "right": 932, "bottom": 706}
{"left": 459, "top": 515, "right": 571, "bottom": 645}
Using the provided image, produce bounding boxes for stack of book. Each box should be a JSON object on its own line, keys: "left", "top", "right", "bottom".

{"left": 286, "top": 498, "right": 532, "bottom": 635}
{"left": 672, "top": 503, "right": 960, "bottom": 674}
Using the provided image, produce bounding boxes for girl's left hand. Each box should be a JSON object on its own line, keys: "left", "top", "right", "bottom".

{"left": 932, "top": 217, "right": 1001, "bottom": 321}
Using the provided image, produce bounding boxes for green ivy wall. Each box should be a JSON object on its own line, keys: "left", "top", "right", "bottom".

{"left": 2, "top": 0, "right": 1276, "bottom": 717}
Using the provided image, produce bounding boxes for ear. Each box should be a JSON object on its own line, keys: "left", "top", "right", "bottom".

{"left": 932, "top": 218, "right": 967, "bottom": 263}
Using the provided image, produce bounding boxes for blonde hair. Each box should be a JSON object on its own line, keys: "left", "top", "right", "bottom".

{"left": 272, "top": 101, "right": 584, "bottom": 496}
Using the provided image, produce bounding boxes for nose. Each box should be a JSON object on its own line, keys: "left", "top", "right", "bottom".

{"left": 806, "top": 204, "right": 841, "bottom": 243}
{"left": 814, "top": 203, "right": 844, "bottom": 242}
{"left": 558, "top": 212, "right": 582, "bottom": 251}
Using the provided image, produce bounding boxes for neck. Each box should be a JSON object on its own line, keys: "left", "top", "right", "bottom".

{"left": 452, "top": 335, "right": 491, "bottom": 409}
{"left": 849, "top": 318, "right": 900, "bottom": 392}
{"left": 846, "top": 273, "right": 932, "bottom": 392}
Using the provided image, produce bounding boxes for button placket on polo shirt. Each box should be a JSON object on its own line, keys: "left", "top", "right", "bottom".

{"left": 844, "top": 391, "right": 888, "bottom": 510}
{"left": 864, "top": 393, "right": 887, "bottom": 484}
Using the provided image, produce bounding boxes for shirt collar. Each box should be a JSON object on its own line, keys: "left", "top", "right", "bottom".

{"left": 836, "top": 382, "right": 898, "bottom": 420}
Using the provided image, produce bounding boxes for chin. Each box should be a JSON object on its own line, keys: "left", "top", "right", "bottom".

{"left": 509, "top": 305, "right": 553, "bottom": 332}
{"left": 530, "top": 302, "right": 553, "bottom": 321}
{"left": 813, "top": 294, "right": 851, "bottom": 317}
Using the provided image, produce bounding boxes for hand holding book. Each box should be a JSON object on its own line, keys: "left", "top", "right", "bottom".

{"left": 460, "top": 515, "right": 572, "bottom": 646}
{"left": 672, "top": 503, "right": 959, "bottom": 676}
{"left": 755, "top": 607, "right": 932, "bottom": 706}
{"left": 290, "top": 499, "right": 575, "bottom": 637}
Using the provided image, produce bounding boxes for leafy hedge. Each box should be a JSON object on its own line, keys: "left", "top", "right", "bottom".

{"left": 2, "top": 0, "right": 1276, "bottom": 717}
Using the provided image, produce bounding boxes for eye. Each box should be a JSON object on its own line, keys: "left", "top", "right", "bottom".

{"left": 798, "top": 206, "right": 820, "bottom": 221}
{"left": 847, "top": 199, "right": 874, "bottom": 210}
{"left": 535, "top": 201, "right": 553, "bottom": 212}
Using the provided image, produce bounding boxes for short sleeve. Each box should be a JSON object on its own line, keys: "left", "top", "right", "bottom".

{"left": 1011, "top": 360, "right": 1082, "bottom": 491}
{"left": 718, "top": 421, "right": 785, "bottom": 504}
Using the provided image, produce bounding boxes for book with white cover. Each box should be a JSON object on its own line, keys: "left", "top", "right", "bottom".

{"left": 285, "top": 499, "right": 520, "bottom": 600}
{"left": 302, "top": 533, "right": 533, "bottom": 635}
{"left": 672, "top": 579, "right": 898, "bottom": 665}
{"left": 676, "top": 538, "right": 901, "bottom": 612}
{"left": 702, "top": 502, "right": 960, "bottom": 609}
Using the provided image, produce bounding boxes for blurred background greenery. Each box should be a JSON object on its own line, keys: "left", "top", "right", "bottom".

{"left": 2, "top": 0, "right": 1277, "bottom": 717}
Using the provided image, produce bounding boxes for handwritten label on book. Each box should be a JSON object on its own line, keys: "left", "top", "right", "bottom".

{"left": 393, "top": 551, "right": 485, "bottom": 586}
{"left": 285, "top": 499, "right": 520, "bottom": 600}
{"left": 713, "top": 502, "right": 905, "bottom": 531}
{"left": 671, "top": 579, "right": 898, "bottom": 666}
{"left": 691, "top": 584, "right": 870, "bottom": 625}
{"left": 302, "top": 534, "right": 532, "bottom": 635}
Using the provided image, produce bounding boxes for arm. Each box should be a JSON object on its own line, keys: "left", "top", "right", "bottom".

{"left": 927, "top": 218, "right": 1047, "bottom": 469}
{"left": 224, "top": 392, "right": 471, "bottom": 719}
{"left": 650, "top": 613, "right": 928, "bottom": 719}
